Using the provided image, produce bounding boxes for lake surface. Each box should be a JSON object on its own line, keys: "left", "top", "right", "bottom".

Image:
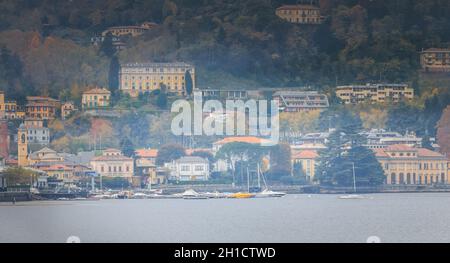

{"left": 1, "top": 193, "right": 450, "bottom": 243}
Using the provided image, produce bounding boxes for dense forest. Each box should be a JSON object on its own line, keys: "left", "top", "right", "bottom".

{"left": 1, "top": 0, "right": 450, "bottom": 100}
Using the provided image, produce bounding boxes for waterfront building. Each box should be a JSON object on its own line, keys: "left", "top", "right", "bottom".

{"left": 23, "top": 118, "right": 50, "bottom": 146}
{"left": 135, "top": 149, "right": 160, "bottom": 184}
{"left": 135, "top": 149, "right": 158, "bottom": 164}
{"left": 119, "top": 62, "right": 195, "bottom": 97}
{"left": 336, "top": 83, "right": 414, "bottom": 104}
{"left": 291, "top": 150, "right": 319, "bottom": 182}
{"left": 61, "top": 101, "right": 77, "bottom": 120}
{"left": 102, "top": 22, "right": 157, "bottom": 37}
{"left": 25, "top": 96, "right": 60, "bottom": 120}
{"left": 361, "top": 129, "right": 422, "bottom": 149}
{"left": 420, "top": 48, "right": 450, "bottom": 72}
{"left": 90, "top": 149, "right": 134, "bottom": 179}
{"left": 82, "top": 88, "right": 111, "bottom": 110}
{"left": 273, "top": 91, "right": 329, "bottom": 112}
{"left": 40, "top": 164, "right": 75, "bottom": 183}
{"left": 374, "top": 144, "right": 449, "bottom": 185}
{"left": 275, "top": 4, "right": 323, "bottom": 24}
{"left": 167, "top": 156, "right": 210, "bottom": 182}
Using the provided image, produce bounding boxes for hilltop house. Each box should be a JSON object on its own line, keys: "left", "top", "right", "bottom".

{"left": 25, "top": 96, "right": 60, "bottom": 120}
{"left": 420, "top": 48, "right": 450, "bottom": 72}
{"left": 119, "top": 62, "right": 195, "bottom": 97}
{"left": 275, "top": 4, "right": 323, "bottom": 24}
{"left": 82, "top": 88, "right": 111, "bottom": 110}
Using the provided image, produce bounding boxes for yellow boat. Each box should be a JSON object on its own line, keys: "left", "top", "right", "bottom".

{"left": 229, "top": 192, "right": 255, "bottom": 199}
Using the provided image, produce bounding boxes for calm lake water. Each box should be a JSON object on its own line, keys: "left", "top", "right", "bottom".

{"left": 1, "top": 193, "right": 450, "bottom": 243}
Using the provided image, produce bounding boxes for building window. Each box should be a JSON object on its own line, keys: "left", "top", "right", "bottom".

{"left": 195, "top": 165, "right": 204, "bottom": 172}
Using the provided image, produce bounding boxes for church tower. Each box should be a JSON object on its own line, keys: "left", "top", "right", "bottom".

{"left": 18, "top": 124, "right": 28, "bottom": 167}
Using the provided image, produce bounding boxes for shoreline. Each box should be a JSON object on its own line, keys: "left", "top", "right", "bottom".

{"left": 2, "top": 189, "right": 450, "bottom": 203}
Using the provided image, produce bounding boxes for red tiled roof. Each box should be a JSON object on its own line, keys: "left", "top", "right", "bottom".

{"left": 214, "top": 137, "right": 273, "bottom": 145}
{"left": 92, "top": 155, "right": 133, "bottom": 162}
{"left": 373, "top": 148, "right": 389, "bottom": 157}
{"left": 422, "top": 48, "right": 450, "bottom": 53}
{"left": 292, "top": 150, "right": 319, "bottom": 160}
{"left": 417, "top": 148, "right": 445, "bottom": 158}
{"left": 135, "top": 149, "right": 158, "bottom": 158}
{"left": 83, "top": 88, "right": 111, "bottom": 95}
{"left": 374, "top": 145, "right": 446, "bottom": 159}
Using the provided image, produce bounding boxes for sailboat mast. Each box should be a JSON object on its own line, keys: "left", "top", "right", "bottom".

{"left": 352, "top": 162, "right": 356, "bottom": 193}
{"left": 247, "top": 166, "right": 250, "bottom": 193}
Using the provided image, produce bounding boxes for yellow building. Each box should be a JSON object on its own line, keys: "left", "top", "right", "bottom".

{"left": 276, "top": 5, "right": 323, "bottom": 24}
{"left": 0, "top": 92, "right": 24, "bottom": 120}
{"left": 292, "top": 150, "right": 319, "bottom": 182}
{"left": 420, "top": 48, "right": 450, "bottom": 72}
{"left": 82, "top": 88, "right": 111, "bottom": 110}
{"left": 25, "top": 96, "right": 60, "bottom": 120}
{"left": 336, "top": 83, "right": 414, "bottom": 104}
{"left": 119, "top": 62, "right": 196, "bottom": 97}
{"left": 374, "top": 144, "right": 449, "bottom": 185}
{"left": 90, "top": 149, "right": 134, "bottom": 180}
{"left": 61, "top": 101, "right": 77, "bottom": 120}
{"left": 41, "top": 165, "right": 75, "bottom": 181}
{"left": 0, "top": 91, "right": 4, "bottom": 119}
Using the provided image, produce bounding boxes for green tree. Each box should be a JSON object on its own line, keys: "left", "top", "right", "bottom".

{"left": 100, "top": 32, "right": 116, "bottom": 58}
{"left": 120, "top": 137, "right": 135, "bottom": 157}
{"left": 267, "top": 144, "right": 292, "bottom": 180}
{"left": 185, "top": 70, "right": 193, "bottom": 96}
{"left": 108, "top": 55, "right": 120, "bottom": 103}
{"left": 156, "top": 144, "right": 186, "bottom": 165}
{"left": 156, "top": 90, "right": 168, "bottom": 109}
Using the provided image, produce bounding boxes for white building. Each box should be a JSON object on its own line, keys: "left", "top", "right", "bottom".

{"left": 24, "top": 118, "right": 50, "bottom": 145}
{"left": 361, "top": 129, "right": 423, "bottom": 149}
{"left": 167, "top": 156, "right": 210, "bottom": 182}
{"left": 273, "top": 91, "right": 329, "bottom": 112}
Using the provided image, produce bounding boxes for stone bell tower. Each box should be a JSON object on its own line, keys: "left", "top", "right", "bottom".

{"left": 18, "top": 123, "right": 28, "bottom": 167}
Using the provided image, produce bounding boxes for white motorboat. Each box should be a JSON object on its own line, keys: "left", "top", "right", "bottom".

{"left": 182, "top": 189, "right": 208, "bottom": 200}
{"left": 256, "top": 189, "right": 287, "bottom": 198}
{"left": 338, "top": 194, "right": 367, "bottom": 200}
